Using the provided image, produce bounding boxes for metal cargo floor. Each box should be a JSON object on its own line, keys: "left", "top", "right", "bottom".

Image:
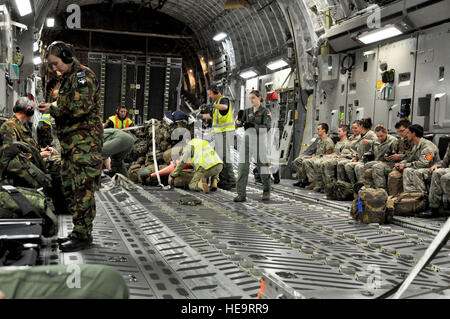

{"left": 40, "top": 178, "right": 450, "bottom": 299}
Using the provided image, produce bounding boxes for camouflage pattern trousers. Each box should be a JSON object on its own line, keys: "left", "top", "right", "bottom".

{"left": 311, "top": 156, "right": 338, "bottom": 187}
{"left": 293, "top": 155, "right": 311, "bottom": 183}
{"left": 371, "top": 161, "right": 395, "bottom": 189}
{"left": 61, "top": 148, "right": 102, "bottom": 240}
{"left": 407, "top": 168, "right": 450, "bottom": 208}
{"left": 189, "top": 164, "right": 224, "bottom": 191}
{"left": 403, "top": 168, "right": 431, "bottom": 194}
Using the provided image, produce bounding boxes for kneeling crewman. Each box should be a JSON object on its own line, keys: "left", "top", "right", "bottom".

{"left": 169, "top": 137, "right": 223, "bottom": 193}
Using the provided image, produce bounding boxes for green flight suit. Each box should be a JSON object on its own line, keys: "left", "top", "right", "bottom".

{"left": 236, "top": 106, "right": 271, "bottom": 197}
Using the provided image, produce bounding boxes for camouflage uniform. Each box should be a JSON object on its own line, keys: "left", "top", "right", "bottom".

{"left": 49, "top": 59, "right": 104, "bottom": 240}
{"left": 0, "top": 115, "right": 40, "bottom": 149}
{"left": 355, "top": 134, "right": 397, "bottom": 183}
{"left": 373, "top": 136, "right": 413, "bottom": 189}
{"left": 128, "top": 119, "right": 193, "bottom": 186}
{"left": 336, "top": 135, "right": 361, "bottom": 182}
{"left": 402, "top": 138, "right": 440, "bottom": 193}
{"left": 313, "top": 139, "right": 349, "bottom": 188}
{"left": 344, "top": 130, "right": 377, "bottom": 184}
{"left": 294, "top": 136, "right": 334, "bottom": 183}
{"left": 424, "top": 144, "right": 450, "bottom": 208}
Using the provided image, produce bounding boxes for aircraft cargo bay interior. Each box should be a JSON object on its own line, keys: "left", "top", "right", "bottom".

{"left": 0, "top": 0, "right": 450, "bottom": 301}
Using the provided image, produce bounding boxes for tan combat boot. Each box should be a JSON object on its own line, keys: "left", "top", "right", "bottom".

{"left": 305, "top": 182, "right": 316, "bottom": 190}
{"left": 198, "top": 179, "right": 210, "bottom": 193}
{"left": 211, "top": 178, "right": 219, "bottom": 192}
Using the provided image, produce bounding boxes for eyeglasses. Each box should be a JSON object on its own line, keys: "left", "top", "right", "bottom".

{"left": 397, "top": 128, "right": 406, "bottom": 134}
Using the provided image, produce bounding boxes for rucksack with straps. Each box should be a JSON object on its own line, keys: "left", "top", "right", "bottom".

{"left": 0, "top": 142, "right": 52, "bottom": 192}
{"left": 324, "top": 181, "right": 354, "bottom": 201}
{"left": 351, "top": 186, "right": 391, "bottom": 224}
{"left": 0, "top": 185, "right": 57, "bottom": 237}
{"left": 386, "top": 191, "right": 428, "bottom": 217}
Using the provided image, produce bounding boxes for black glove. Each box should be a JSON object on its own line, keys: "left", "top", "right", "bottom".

{"left": 237, "top": 110, "right": 244, "bottom": 122}
{"left": 199, "top": 104, "right": 212, "bottom": 114}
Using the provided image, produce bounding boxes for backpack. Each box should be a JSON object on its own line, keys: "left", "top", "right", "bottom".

{"left": 0, "top": 142, "right": 52, "bottom": 192}
{"left": 388, "top": 170, "right": 403, "bottom": 196}
{"left": 386, "top": 191, "right": 428, "bottom": 217}
{"left": 0, "top": 185, "right": 58, "bottom": 237}
{"left": 351, "top": 187, "right": 391, "bottom": 224}
{"left": 325, "top": 181, "right": 354, "bottom": 201}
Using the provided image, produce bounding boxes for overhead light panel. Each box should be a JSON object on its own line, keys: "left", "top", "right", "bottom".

{"left": 224, "top": 0, "right": 247, "bottom": 9}
{"left": 213, "top": 32, "right": 227, "bottom": 42}
{"left": 266, "top": 59, "right": 288, "bottom": 71}
{"left": 14, "top": 0, "right": 32, "bottom": 17}
{"left": 356, "top": 25, "right": 403, "bottom": 44}
{"left": 208, "top": 61, "right": 214, "bottom": 66}
{"left": 46, "top": 18, "right": 55, "bottom": 28}
{"left": 33, "top": 56, "right": 42, "bottom": 65}
{"left": 239, "top": 70, "right": 258, "bottom": 79}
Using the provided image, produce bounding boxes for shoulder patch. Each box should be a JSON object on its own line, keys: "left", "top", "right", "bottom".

{"left": 328, "top": 149, "right": 333, "bottom": 155}
{"left": 425, "top": 153, "right": 433, "bottom": 161}
{"left": 76, "top": 71, "right": 87, "bottom": 87}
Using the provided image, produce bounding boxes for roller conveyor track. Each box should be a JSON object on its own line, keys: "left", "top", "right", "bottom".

{"left": 42, "top": 177, "right": 450, "bottom": 299}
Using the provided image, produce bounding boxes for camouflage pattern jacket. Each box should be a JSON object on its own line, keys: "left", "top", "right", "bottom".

{"left": 356, "top": 130, "right": 377, "bottom": 160}
{"left": 315, "top": 136, "right": 335, "bottom": 157}
{"left": 341, "top": 135, "right": 361, "bottom": 159}
{"left": 372, "top": 134, "right": 397, "bottom": 162}
{"left": 401, "top": 138, "right": 440, "bottom": 169}
{"left": 50, "top": 60, "right": 103, "bottom": 156}
{"left": 0, "top": 115, "right": 40, "bottom": 149}
{"left": 392, "top": 136, "right": 413, "bottom": 161}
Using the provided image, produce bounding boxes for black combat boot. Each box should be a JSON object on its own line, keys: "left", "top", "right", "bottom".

{"left": 273, "top": 171, "right": 280, "bottom": 184}
{"left": 59, "top": 237, "right": 93, "bottom": 252}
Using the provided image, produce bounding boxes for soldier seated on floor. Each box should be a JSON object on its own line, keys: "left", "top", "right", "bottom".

{"left": 408, "top": 137, "right": 450, "bottom": 218}
{"left": 293, "top": 123, "right": 334, "bottom": 189}
{"left": 356, "top": 124, "right": 397, "bottom": 186}
{"left": 394, "top": 124, "right": 440, "bottom": 217}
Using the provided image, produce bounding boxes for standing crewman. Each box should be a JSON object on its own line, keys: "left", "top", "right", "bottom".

{"left": 104, "top": 106, "right": 133, "bottom": 129}
{"left": 168, "top": 137, "right": 223, "bottom": 193}
{"left": 38, "top": 41, "right": 104, "bottom": 253}
{"left": 102, "top": 128, "right": 136, "bottom": 177}
{"left": 234, "top": 90, "right": 272, "bottom": 202}
{"left": 202, "top": 85, "right": 236, "bottom": 190}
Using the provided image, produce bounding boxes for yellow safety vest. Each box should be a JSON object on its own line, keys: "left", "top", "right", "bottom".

{"left": 39, "top": 113, "right": 52, "bottom": 126}
{"left": 109, "top": 115, "right": 132, "bottom": 129}
{"left": 212, "top": 96, "right": 235, "bottom": 134}
{"left": 190, "top": 139, "right": 223, "bottom": 171}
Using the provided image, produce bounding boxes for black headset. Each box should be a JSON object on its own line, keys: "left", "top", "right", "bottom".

{"left": 13, "top": 99, "right": 35, "bottom": 117}
{"left": 209, "top": 85, "right": 220, "bottom": 94}
{"left": 48, "top": 41, "right": 74, "bottom": 64}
